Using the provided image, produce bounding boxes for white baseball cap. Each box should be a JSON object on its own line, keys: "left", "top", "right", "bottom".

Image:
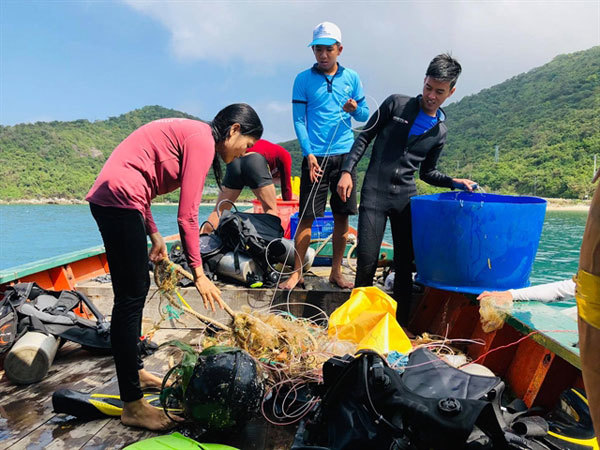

{"left": 308, "top": 22, "right": 342, "bottom": 47}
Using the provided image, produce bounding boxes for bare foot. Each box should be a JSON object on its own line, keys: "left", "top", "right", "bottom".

{"left": 121, "top": 398, "right": 183, "bottom": 431}
{"left": 279, "top": 273, "right": 305, "bottom": 290}
{"left": 138, "top": 369, "right": 169, "bottom": 390}
{"left": 329, "top": 272, "right": 354, "bottom": 289}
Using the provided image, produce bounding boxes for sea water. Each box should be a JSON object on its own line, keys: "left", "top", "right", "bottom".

{"left": 0, "top": 205, "right": 588, "bottom": 287}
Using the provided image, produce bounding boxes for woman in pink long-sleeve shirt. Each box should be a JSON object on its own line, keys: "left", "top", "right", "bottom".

{"left": 86, "top": 104, "right": 263, "bottom": 431}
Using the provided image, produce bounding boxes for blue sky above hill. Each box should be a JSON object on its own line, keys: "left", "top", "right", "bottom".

{"left": 1, "top": 0, "right": 598, "bottom": 142}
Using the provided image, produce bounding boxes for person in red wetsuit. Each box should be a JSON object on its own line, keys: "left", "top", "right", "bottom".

{"left": 204, "top": 139, "right": 294, "bottom": 231}
{"left": 249, "top": 139, "right": 294, "bottom": 201}
{"left": 86, "top": 104, "right": 263, "bottom": 431}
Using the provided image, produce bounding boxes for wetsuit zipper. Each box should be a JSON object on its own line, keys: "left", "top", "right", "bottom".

{"left": 404, "top": 121, "right": 443, "bottom": 154}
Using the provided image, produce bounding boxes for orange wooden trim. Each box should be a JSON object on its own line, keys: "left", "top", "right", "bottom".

{"left": 506, "top": 337, "right": 554, "bottom": 406}
{"left": 409, "top": 288, "right": 447, "bottom": 334}
{"left": 533, "top": 356, "right": 581, "bottom": 409}
{"left": 468, "top": 321, "right": 497, "bottom": 361}
{"left": 71, "top": 255, "right": 109, "bottom": 285}
{"left": 430, "top": 293, "right": 471, "bottom": 337}
{"left": 481, "top": 325, "right": 521, "bottom": 377}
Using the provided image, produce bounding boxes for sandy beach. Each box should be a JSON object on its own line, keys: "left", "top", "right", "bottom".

{"left": 545, "top": 198, "right": 591, "bottom": 211}
{"left": 0, "top": 197, "right": 591, "bottom": 211}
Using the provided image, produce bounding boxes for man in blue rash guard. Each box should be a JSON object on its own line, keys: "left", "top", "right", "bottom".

{"left": 280, "top": 21, "right": 369, "bottom": 290}
{"left": 337, "top": 54, "right": 476, "bottom": 325}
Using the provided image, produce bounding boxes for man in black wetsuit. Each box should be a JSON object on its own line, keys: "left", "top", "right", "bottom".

{"left": 337, "top": 54, "right": 476, "bottom": 325}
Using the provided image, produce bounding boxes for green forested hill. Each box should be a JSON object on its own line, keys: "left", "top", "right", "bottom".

{"left": 0, "top": 106, "right": 197, "bottom": 201}
{"left": 439, "top": 46, "right": 599, "bottom": 198}
{"left": 1, "top": 46, "right": 598, "bottom": 201}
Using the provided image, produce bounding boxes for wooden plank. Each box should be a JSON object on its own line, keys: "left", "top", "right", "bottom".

{"left": 80, "top": 417, "right": 157, "bottom": 449}
{"left": 430, "top": 293, "right": 471, "bottom": 338}
{"left": 467, "top": 322, "right": 497, "bottom": 361}
{"left": 480, "top": 324, "right": 522, "bottom": 377}
{"left": 409, "top": 287, "right": 448, "bottom": 334}
{"left": 534, "top": 355, "right": 581, "bottom": 409}
{"left": 1, "top": 329, "right": 195, "bottom": 449}
{"left": 10, "top": 417, "right": 110, "bottom": 450}
{"left": 505, "top": 337, "right": 554, "bottom": 406}
{"left": 507, "top": 301, "right": 580, "bottom": 368}
{"left": 447, "top": 303, "right": 479, "bottom": 340}
{"left": 70, "top": 256, "right": 109, "bottom": 285}
{"left": 0, "top": 343, "right": 116, "bottom": 448}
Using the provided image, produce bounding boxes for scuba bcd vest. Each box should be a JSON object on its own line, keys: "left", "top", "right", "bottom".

{"left": 294, "top": 349, "right": 553, "bottom": 450}
{"left": 0, "top": 282, "right": 111, "bottom": 353}
{"left": 167, "top": 220, "right": 226, "bottom": 285}
{"left": 215, "top": 206, "right": 284, "bottom": 286}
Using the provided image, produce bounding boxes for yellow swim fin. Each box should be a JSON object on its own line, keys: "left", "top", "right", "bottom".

{"left": 52, "top": 388, "right": 183, "bottom": 420}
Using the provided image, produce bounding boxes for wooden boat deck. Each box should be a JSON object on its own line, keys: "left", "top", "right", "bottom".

{"left": 0, "top": 267, "right": 356, "bottom": 450}
{"left": 409, "top": 288, "right": 582, "bottom": 409}
{"left": 0, "top": 250, "right": 585, "bottom": 449}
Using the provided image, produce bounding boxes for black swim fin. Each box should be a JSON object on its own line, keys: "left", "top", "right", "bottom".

{"left": 540, "top": 388, "right": 598, "bottom": 450}
{"left": 52, "top": 388, "right": 183, "bottom": 420}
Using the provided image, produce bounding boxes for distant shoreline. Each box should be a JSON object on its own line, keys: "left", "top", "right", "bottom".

{"left": 0, "top": 197, "right": 591, "bottom": 211}
{"left": 0, "top": 198, "right": 251, "bottom": 207}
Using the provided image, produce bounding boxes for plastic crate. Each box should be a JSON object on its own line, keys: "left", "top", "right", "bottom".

{"left": 290, "top": 212, "right": 335, "bottom": 239}
{"left": 252, "top": 199, "right": 299, "bottom": 238}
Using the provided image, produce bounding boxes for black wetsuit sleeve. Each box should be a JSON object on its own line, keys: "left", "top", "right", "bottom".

{"left": 341, "top": 95, "right": 395, "bottom": 173}
{"left": 419, "top": 141, "right": 454, "bottom": 188}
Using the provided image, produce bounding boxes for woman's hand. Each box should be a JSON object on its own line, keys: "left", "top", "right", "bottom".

{"left": 477, "top": 290, "right": 513, "bottom": 302}
{"left": 193, "top": 266, "right": 224, "bottom": 311}
{"left": 148, "top": 232, "right": 167, "bottom": 262}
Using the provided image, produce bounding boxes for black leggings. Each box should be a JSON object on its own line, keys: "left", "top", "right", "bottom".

{"left": 222, "top": 152, "right": 273, "bottom": 190}
{"left": 90, "top": 203, "right": 148, "bottom": 402}
{"left": 355, "top": 202, "right": 414, "bottom": 325}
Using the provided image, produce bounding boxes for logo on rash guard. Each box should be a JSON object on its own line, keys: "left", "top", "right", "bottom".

{"left": 392, "top": 116, "right": 408, "bottom": 124}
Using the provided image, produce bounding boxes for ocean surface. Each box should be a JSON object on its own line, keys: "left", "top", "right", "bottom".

{"left": 0, "top": 205, "right": 588, "bottom": 287}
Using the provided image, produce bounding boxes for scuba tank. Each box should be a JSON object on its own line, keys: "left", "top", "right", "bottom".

{"left": 215, "top": 239, "right": 316, "bottom": 286}
{"left": 215, "top": 252, "right": 264, "bottom": 285}
{"left": 268, "top": 238, "right": 316, "bottom": 272}
{"left": 5, "top": 331, "right": 60, "bottom": 384}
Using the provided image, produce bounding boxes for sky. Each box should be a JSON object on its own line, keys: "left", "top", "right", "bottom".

{"left": 1, "top": 0, "right": 598, "bottom": 143}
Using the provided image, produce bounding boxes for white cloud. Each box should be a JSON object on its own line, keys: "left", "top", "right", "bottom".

{"left": 123, "top": 0, "right": 599, "bottom": 139}
{"left": 265, "top": 101, "right": 291, "bottom": 114}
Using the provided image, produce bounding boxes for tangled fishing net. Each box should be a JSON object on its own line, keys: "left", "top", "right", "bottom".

{"left": 153, "top": 259, "right": 491, "bottom": 428}
{"left": 153, "top": 258, "right": 354, "bottom": 384}
{"left": 479, "top": 296, "right": 513, "bottom": 333}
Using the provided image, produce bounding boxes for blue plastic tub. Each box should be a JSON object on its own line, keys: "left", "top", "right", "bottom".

{"left": 410, "top": 192, "right": 547, "bottom": 294}
{"left": 290, "top": 212, "right": 335, "bottom": 266}
{"left": 290, "top": 212, "right": 335, "bottom": 239}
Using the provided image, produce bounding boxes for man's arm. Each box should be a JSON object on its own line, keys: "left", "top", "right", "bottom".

{"left": 292, "top": 74, "right": 313, "bottom": 157}
{"left": 419, "top": 141, "right": 454, "bottom": 188}
{"left": 292, "top": 102, "right": 313, "bottom": 157}
{"left": 348, "top": 73, "right": 369, "bottom": 122}
{"left": 341, "top": 94, "right": 394, "bottom": 174}
{"left": 477, "top": 278, "right": 576, "bottom": 303}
